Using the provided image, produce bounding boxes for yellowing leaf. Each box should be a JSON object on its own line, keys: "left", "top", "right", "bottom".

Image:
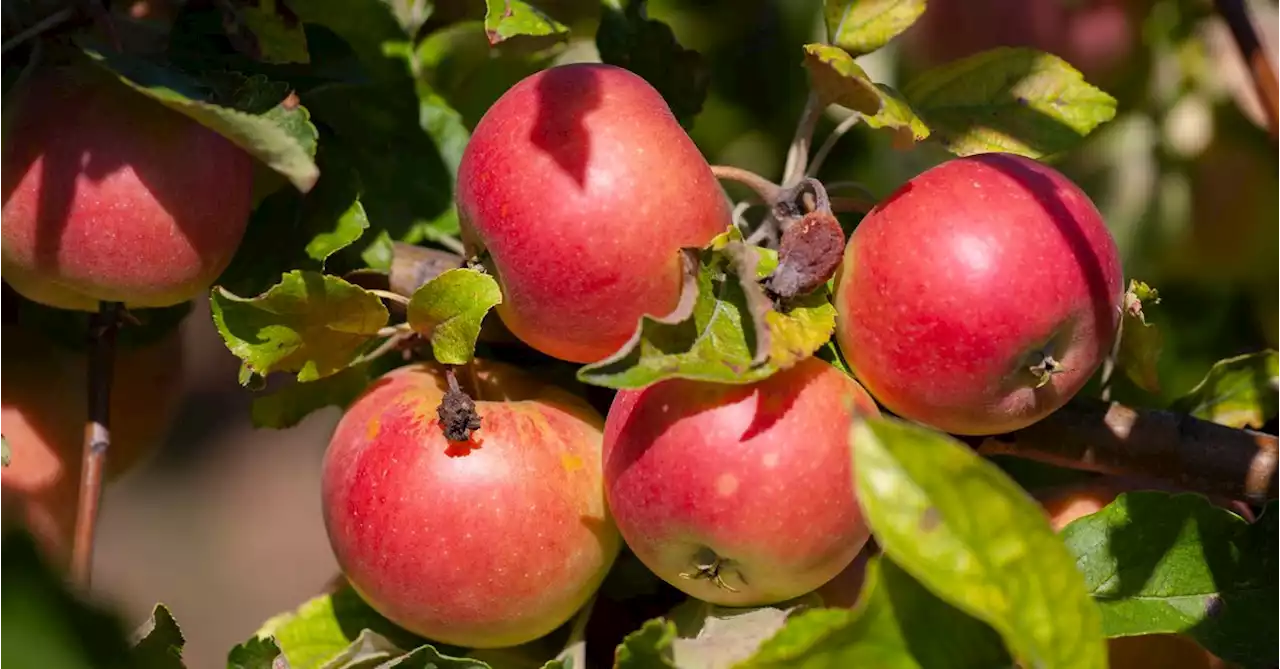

{"left": 824, "top": 0, "right": 927, "bottom": 57}
{"left": 211, "top": 271, "right": 389, "bottom": 383}
{"left": 905, "top": 47, "right": 1117, "bottom": 159}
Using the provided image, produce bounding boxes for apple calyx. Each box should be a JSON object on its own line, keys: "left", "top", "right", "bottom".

{"left": 437, "top": 366, "right": 482, "bottom": 442}
{"left": 678, "top": 547, "right": 743, "bottom": 592}
{"left": 763, "top": 178, "right": 846, "bottom": 303}
{"left": 1027, "top": 350, "right": 1066, "bottom": 389}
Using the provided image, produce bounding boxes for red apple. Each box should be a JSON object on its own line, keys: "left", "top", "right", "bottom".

{"left": 1, "top": 323, "right": 185, "bottom": 567}
{"left": 834, "top": 153, "right": 1123, "bottom": 436}
{"left": 814, "top": 544, "right": 874, "bottom": 609}
{"left": 602, "top": 357, "right": 877, "bottom": 606}
{"left": 899, "top": 0, "right": 1146, "bottom": 91}
{"left": 456, "top": 63, "right": 731, "bottom": 364}
{"left": 320, "top": 360, "right": 622, "bottom": 648}
{"left": 2, "top": 64, "right": 254, "bottom": 311}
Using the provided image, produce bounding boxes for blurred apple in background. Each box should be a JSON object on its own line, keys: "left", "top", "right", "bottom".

{"left": 898, "top": 0, "right": 1151, "bottom": 92}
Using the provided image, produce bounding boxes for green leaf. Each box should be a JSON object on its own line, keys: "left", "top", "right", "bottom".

{"left": 1170, "top": 350, "right": 1279, "bottom": 429}
{"left": 1, "top": 529, "right": 135, "bottom": 669}
{"left": 801, "top": 44, "right": 883, "bottom": 115}
{"left": 1116, "top": 280, "right": 1163, "bottom": 394}
{"left": 663, "top": 596, "right": 819, "bottom": 668}
{"left": 237, "top": 0, "right": 311, "bottom": 64}
{"left": 801, "top": 44, "right": 930, "bottom": 147}
{"left": 251, "top": 364, "right": 374, "bottom": 429}
{"left": 251, "top": 582, "right": 442, "bottom": 669}
{"left": 824, "top": 0, "right": 927, "bottom": 57}
{"left": 302, "top": 84, "right": 459, "bottom": 258}
{"left": 904, "top": 47, "right": 1117, "bottom": 159}
{"left": 577, "top": 232, "right": 837, "bottom": 389}
{"left": 1061, "top": 492, "right": 1277, "bottom": 667}
{"left": 79, "top": 45, "right": 320, "bottom": 192}
{"left": 483, "top": 0, "right": 570, "bottom": 48}
{"left": 852, "top": 416, "right": 1107, "bottom": 669}
{"left": 284, "top": 0, "right": 416, "bottom": 84}
{"left": 131, "top": 605, "right": 186, "bottom": 669}
{"left": 597, "top": 0, "right": 709, "bottom": 128}
{"left": 613, "top": 619, "right": 678, "bottom": 669}
{"left": 381, "top": 643, "right": 493, "bottom": 668}
{"left": 211, "top": 271, "right": 389, "bottom": 383}
{"left": 227, "top": 637, "right": 284, "bottom": 669}
{"left": 216, "top": 143, "right": 374, "bottom": 298}
{"left": 2, "top": 436, "right": 10, "bottom": 467}
{"left": 860, "top": 83, "right": 931, "bottom": 148}
{"left": 741, "top": 556, "right": 1010, "bottom": 668}
{"left": 407, "top": 269, "right": 503, "bottom": 365}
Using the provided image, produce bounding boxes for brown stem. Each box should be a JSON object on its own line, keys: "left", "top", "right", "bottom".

{"left": 1214, "top": 0, "right": 1279, "bottom": 138}
{"left": 710, "top": 165, "right": 782, "bottom": 203}
{"left": 71, "top": 301, "right": 122, "bottom": 587}
{"left": 782, "top": 92, "right": 822, "bottom": 186}
{"left": 1, "top": 7, "right": 75, "bottom": 54}
{"left": 976, "top": 397, "right": 1278, "bottom": 506}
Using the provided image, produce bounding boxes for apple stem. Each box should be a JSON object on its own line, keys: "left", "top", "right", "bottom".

{"left": 369, "top": 289, "right": 411, "bottom": 307}
{"left": 710, "top": 165, "right": 783, "bottom": 204}
{"left": 806, "top": 112, "right": 862, "bottom": 179}
{"left": 0, "top": 6, "right": 75, "bottom": 55}
{"left": 974, "top": 397, "right": 1278, "bottom": 506}
{"left": 1214, "top": 0, "right": 1279, "bottom": 138}
{"left": 437, "top": 366, "right": 482, "bottom": 442}
{"left": 70, "top": 300, "right": 123, "bottom": 588}
{"left": 1098, "top": 318, "right": 1125, "bottom": 402}
{"left": 781, "top": 92, "right": 823, "bottom": 187}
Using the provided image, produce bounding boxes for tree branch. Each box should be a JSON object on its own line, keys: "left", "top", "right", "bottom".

{"left": 1215, "top": 0, "right": 1279, "bottom": 138}
{"left": 782, "top": 92, "right": 822, "bottom": 187}
{"left": 710, "top": 165, "right": 782, "bottom": 203}
{"left": 975, "top": 397, "right": 1278, "bottom": 506}
{"left": 71, "top": 301, "right": 122, "bottom": 587}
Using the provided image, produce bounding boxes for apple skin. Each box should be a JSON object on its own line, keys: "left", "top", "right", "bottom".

{"left": 834, "top": 153, "right": 1124, "bottom": 436}
{"left": 898, "top": 0, "right": 1146, "bottom": 91}
{"left": 320, "top": 360, "right": 622, "bottom": 648}
{"left": 456, "top": 63, "right": 731, "bottom": 364}
{"left": 1, "top": 65, "right": 254, "bottom": 311}
{"left": 602, "top": 357, "right": 877, "bottom": 607}
{"left": 0, "top": 324, "right": 185, "bottom": 568}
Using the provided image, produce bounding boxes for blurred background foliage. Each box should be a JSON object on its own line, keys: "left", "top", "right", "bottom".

{"left": 1, "top": 0, "right": 1276, "bottom": 666}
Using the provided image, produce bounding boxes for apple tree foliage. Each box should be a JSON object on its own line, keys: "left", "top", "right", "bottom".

{"left": 1, "top": 0, "right": 1275, "bottom": 668}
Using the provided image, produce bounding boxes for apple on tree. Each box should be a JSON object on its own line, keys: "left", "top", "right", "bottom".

{"left": 1, "top": 322, "right": 185, "bottom": 567}
{"left": 834, "top": 152, "right": 1125, "bottom": 436}
{"left": 320, "top": 360, "right": 622, "bottom": 649}
{"left": 1, "top": 64, "right": 255, "bottom": 312}
{"left": 456, "top": 63, "right": 732, "bottom": 364}
{"left": 602, "top": 356, "right": 877, "bottom": 607}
